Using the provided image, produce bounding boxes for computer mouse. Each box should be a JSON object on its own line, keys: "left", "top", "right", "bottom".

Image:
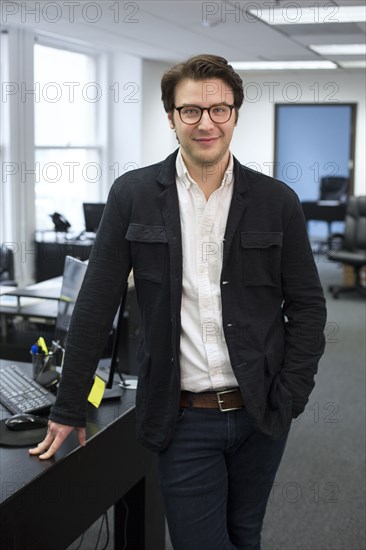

{"left": 5, "top": 414, "right": 48, "bottom": 431}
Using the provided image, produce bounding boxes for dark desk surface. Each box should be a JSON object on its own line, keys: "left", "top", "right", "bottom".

{"left": 0, "top": 360, "right": 165, "bottom": 550}
{"left": 301, "top": 200, "right": 346, "bottom": 222}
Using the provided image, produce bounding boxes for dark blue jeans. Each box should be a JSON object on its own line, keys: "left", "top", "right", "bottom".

{"left": 157, "top": 407, "right": 290, "bottom": 550}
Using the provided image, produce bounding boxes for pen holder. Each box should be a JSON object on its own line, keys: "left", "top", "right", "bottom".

{"left": 31, "top": 352, "right": 55, "bottom": 380}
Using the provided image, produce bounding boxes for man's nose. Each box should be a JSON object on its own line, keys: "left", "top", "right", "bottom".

{"left": 197, "top": 109, "right": 215, "bottom": 130}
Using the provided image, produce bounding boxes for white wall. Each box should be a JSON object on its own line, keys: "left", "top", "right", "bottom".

{"left": 109, "top": 52, "right": 143, "bottom": 181}
{"left": 141, "top": 60, "right": 176, "bottom": 167}
{"left": 140, "top": 64, "right": 366, "bottom": 195}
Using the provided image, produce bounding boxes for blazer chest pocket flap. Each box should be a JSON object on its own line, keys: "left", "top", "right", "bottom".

{"left": 241, "top": 232, "right": 283, "bottom": 287}
{"left": 126, "top": 223, "right": 168, "bottom": 283}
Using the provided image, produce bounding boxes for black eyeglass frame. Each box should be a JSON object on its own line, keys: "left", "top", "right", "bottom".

{"left": 174, "top": 104, "right": 236, "bottom": 124}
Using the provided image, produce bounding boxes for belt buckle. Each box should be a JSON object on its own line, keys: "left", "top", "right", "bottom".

{"left": 216, "top": 389, "right": 241, "bottom": 412}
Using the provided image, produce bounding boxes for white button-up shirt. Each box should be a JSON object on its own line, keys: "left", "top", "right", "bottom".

{"left": 176, "top": 149, "right": 239, "bottom": 392}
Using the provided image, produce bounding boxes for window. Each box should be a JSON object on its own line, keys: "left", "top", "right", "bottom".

{"left": 0, "top": 30, "right": 11, "bottom": 241}
{"left": 34, "top": 43, "right": 102, "bottom": 232}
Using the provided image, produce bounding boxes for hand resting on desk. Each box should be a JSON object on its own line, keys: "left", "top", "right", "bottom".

{"left": 28, "top": 421, "right": 86, "bottom": 460}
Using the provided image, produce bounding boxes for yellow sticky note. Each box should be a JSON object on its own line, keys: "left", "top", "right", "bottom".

{"left": 88, "top": 376, "right": 106, "bottom": 408}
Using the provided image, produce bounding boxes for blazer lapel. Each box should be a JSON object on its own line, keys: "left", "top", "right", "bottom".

{"left": 157, "top": 151, "right": 183, "bottom": 304}
{"left": 222, "top": 158, "right": 249, "bottom": 269}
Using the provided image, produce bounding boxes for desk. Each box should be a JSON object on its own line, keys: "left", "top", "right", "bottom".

{"left": 0, "top": 360, "right": 165, "bottom": 550}
{"left": 4, "top": 277, "right": 62, "bottom": 306}
{"left": 0, "top": 278, "right": 62, "bottom": 347}
{"left": 0, "top": 277, "right": 62, "bottom": 319}
{"left": 0, "top": 275, "right": 139, "bottom": 369}
{"left": 0, "top": 279, "right": 61, "bottom": 360}
{"left": 301, "top": 200, "right": 346, "bottom": 236}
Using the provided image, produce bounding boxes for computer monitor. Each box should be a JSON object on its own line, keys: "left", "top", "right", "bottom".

{"left": 105, "top": 286, "right": 140, "bottom": 389}
{"left": 55, "top": 256, "right": 88, "bottom": 345}
{"left": 83, "top": 203, "right": 105, "bottom": 233}
{"left": 55, "top": 256, "right": 138, "bottom": 392}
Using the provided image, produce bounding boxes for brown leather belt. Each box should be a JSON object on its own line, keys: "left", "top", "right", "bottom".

{"left": 180, "top": 388, "right": 244, "bottom": 412}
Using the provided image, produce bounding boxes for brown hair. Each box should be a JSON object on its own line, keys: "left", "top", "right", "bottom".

{"left": 161, "top": 54, "right": 244, "bottom": 113}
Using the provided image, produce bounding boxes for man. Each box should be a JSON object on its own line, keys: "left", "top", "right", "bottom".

{"left": 30, "top": 55, "right": 326, "bottom": 549}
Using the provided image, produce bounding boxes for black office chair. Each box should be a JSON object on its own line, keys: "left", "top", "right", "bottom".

{"left": 320, "top": 176, "right": 349, "bottom": 202}
{"left": 328, "top": 196, "right": 366, "bottom": 298}
{"left": 0, "top": 244, "right": 17, "bottom": 286}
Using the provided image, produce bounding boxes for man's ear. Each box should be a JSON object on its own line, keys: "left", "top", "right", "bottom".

{"left": 234, "top": 109, "right": 239, "bottom": 126}
{"left": 168, "top": 112, "right": 175, "bottom": 129}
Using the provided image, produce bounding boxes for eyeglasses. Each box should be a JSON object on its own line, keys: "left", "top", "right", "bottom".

{"left": 174, "top": 104, "right": 235, "bottom": 124}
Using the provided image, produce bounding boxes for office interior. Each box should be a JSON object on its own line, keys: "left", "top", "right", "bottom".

{"left": 0, "top": 1, "right": 365, "bottom": 549}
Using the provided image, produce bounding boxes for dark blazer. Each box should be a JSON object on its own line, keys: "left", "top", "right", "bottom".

{"left": 50, "top": 149, "right": 327, "bottom": 452}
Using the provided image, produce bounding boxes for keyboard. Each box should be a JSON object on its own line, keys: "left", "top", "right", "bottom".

{"left": 0, "top": 365, "right": 56, "bottom": 414}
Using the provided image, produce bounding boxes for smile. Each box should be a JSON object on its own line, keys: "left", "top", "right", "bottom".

{"left": 194, "top": 137, "right": 220, "bottom": 144}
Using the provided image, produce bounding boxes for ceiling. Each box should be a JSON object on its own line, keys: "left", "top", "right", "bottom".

{"left": 5, "top": 0, "right": 366, "bottom": 68}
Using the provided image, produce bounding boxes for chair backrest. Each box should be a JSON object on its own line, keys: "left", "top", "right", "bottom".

{"left": 343, "top": 196, "right": 366, "bottom": 251}
{"left": 320, "top": 176, "right": 349, "bottom": 202}
{"left": 0, "top": 244, "right": 15, "bottom": 282}
{"left": 55, "top": 256, "right": 88, "bottom": 346}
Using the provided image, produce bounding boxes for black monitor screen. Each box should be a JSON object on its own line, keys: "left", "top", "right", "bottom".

{"left": 56, "top": 256, "right": 88, "bottom": 344}
{"left": 108, "top": 287, "right": 140, "bottom": 378}
{"left": 83, "top": 203, "right": 105, "bottom": 233}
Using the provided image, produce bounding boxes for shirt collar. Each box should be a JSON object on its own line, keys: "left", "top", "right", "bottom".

{"left": 176, "top": 148, "right": 234, "bottom": 190}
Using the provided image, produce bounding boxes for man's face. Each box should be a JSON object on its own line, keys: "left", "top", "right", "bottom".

{"left": 168, "top": 78, "right": 237, "bottom": 171}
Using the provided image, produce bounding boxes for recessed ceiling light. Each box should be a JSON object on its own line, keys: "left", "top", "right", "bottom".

{"left": 249, "top": 5, "right": 366, "bottom": 25}
{"left": 229, "top": 61, "right": 337, "bottom": 71}
{"left": 309, "top": 44, "right": 366, "bottom": 55}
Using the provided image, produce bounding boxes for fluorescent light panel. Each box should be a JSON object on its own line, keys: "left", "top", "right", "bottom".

{"left": 338, "top": 60, "right": 366, "bottom": 68}
{"left": 250, "top": 5, "right": 366, "bottom": 25}
{"left": 230, "top": 61, "right": 337, "bottom": 71}
{"left": 310, "top": 44, "right": 366, "bottom": 55}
